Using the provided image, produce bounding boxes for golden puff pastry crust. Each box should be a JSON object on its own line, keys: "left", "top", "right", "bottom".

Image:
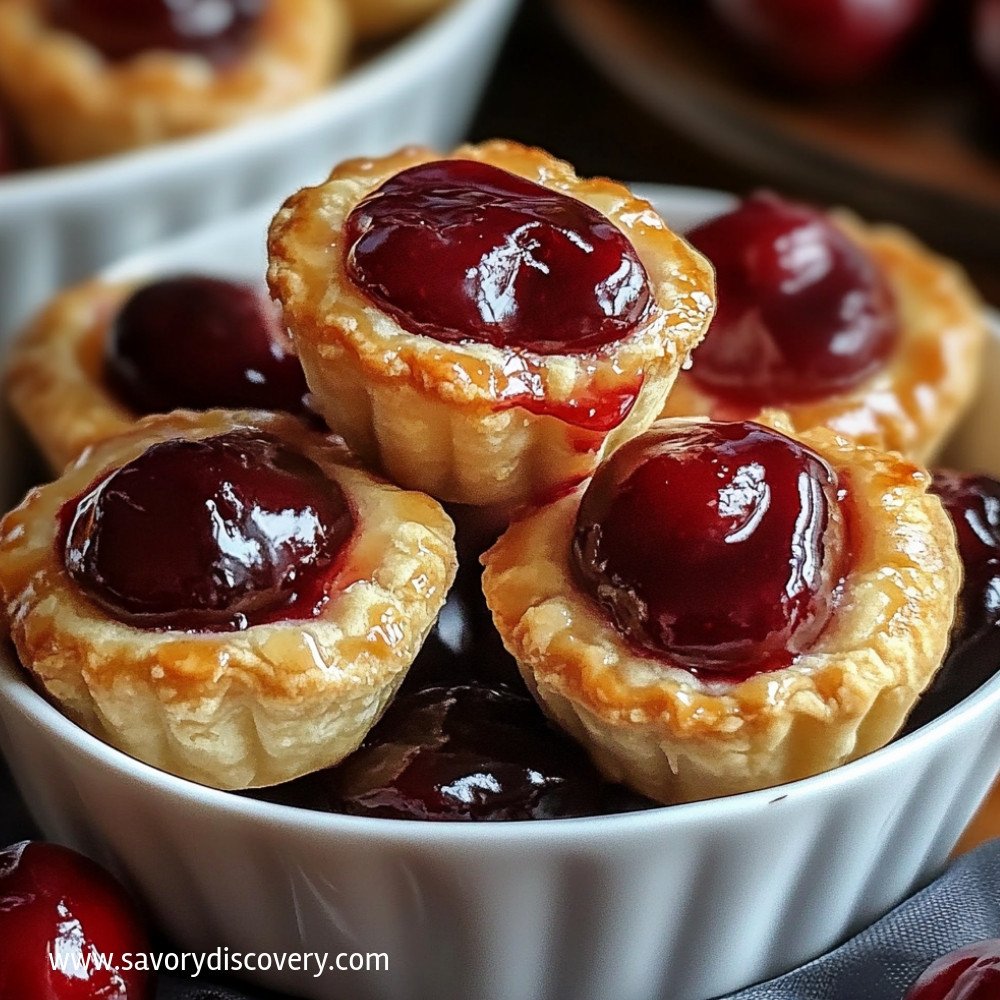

{"left": 482, "top": 416, "right": 960, "bottom": 805}
{"left": 0, "top": 409, "right": 457, "bottom": 790}
{"left": 663, "top": 216, "right": 986, "bottom": 464}
{"left": 267, "top": 140, "right": 716, "bottom": 509}
{"left": 5, "top": 279, "right": 136, "bottom": 472}
{"left": 341, "top": 0, "right": 451, "bottom": 37}
{"left": 0, "top": 0, "right": 349, "bottom": 164}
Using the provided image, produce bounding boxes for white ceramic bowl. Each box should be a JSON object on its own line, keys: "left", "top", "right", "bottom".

{"left": 0, "top": 0, "right": 518, "bottom": 338}
{"left": 2, "top": 186, "right": 1000, "bottom": 1000}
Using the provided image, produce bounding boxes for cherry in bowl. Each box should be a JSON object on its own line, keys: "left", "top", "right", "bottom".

{"left": 0, "top": 840, "right": 151, "bottom": 999}
{"left": 104, "top": 275, "right": 309, "bottom": 417}
{"left": 685, "top": 192, "right": 898, "bottom": 408}
{"left": 572, "top": 420, "right": 847, "bottom": 678}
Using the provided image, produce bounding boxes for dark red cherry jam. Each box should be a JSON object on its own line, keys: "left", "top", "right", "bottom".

{"left": 686, "top": 193, "right": 898, "bottom": 407}
{"left": 60, "top": 430, "right": 354, "bottom": 631}
{"left": 0, "top": 108, "right": 16, "bottom": 176}
{"left": 905, "top": 939, "right": 1000, "bottom": 1000}
{"left": 344, "top": 160, "right": 651, "bottom": 356}
{"left": 325, "top": 685, "right": 605, "bottom": 821}
{"left": 903, "top": 471, "right": 1000, "bottom": 735}
{"left": 573, "top": 420, "right": 846, "bottom": 677}
{"left": 105, "top": 276, "right": 308, "bottom": 416}
{"left": 48, "top": 0, "right": 263, "bottom": 64}
{"left": 0, "top": 840, "right": 151, "bottom": 1000}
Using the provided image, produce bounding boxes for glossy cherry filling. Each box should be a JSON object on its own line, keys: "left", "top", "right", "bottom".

{"left": 904, "top": 939, "right": 1000, "bottom": 1000}
{"left": 59, "top": 430, "right": 354, "bottom": 631}
{"left": 344, "top": 159, "right": 651, "bottom": 356}
{"left": 902, "top": 471, "right": 1000, "bottom": 734}
{"left": 322, "top": 685, "right": 605, "bottom": 821}
{"left": 0, "top": 840, "right": 151, "bottom": 1000}
{"left": 48, "top": 0, "right": 264, "bottom": 64}
{"left": 573, "top": 421, "right": 847, "bottom": 677}
{"left": 105, "top": 276, "right": 309, "bottom": 416}
{"left": 686, "top": 193, "right": 898, "bottom": 407}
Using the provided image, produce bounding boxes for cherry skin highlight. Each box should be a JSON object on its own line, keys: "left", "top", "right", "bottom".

{"left": 105, "top": 276, "right": 308, "bottom": 416}
{"left": 344, "top": 159, "right": 651, "bottom": 356}
{"left": 976, "top": 0, "right": 1000, "bottom": 98}
{"left": 904, "top": 939, "right": 1000, "bottom": 1000}
{"left": 60, "top": 430, "right": 354, "bottom": 631}
{"left": 48, "top": 0, "right": 264, "bottom": 64}
{"left": 709, "top": 0, "right": 930, "bottom": 86}
{"left": 903, "top": 471, "right": 1000, "bottom": 734}
{"left": 573, "top": 421, "right": 846, "bottom": 677}
{"left": 327, "top": 685, "right": 605, "bottom": 821}
{"left": 0, "top": 840, "right": 151, "bottom": 999}
{"left": 686, "top": 193, "right": 898, "bottom": 408}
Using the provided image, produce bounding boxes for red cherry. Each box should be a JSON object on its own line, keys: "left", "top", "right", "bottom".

{"left": 709, "top": 0, "right": 931, "bottom": 86}
{"left": 685, "top": 193, "right": 898, "bottom": 407}
{"left": 975, "top": 0, "right": 1000, "bottom": 96}
{"left": 905, "top": 939, "right": 1000, "bottom": 1000}
{"left": 47, "top": 0, "right": 263, "bottom": 64}
{"left": 903, "top": 471, "right": 1000, "bottom": 734}
{"left": 572, "top": 421, "right": 847, "bottom": 678}
{"left": 105, "top": 276, "right": 309, "bottom": 417}
{"left": 60, "top": 430, "right": 355, "bottom": 631}
{"left": 326, "top": 685, "right": 606, "bottom": 821}
{"left": 344, "top": 159, "right": 651, "bottom": 356}
{"left": 0, "top": 841, "right": 151, "bottom": 999}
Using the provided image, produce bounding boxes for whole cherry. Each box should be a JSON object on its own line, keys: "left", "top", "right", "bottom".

{"left": 0, "top": 840, "right": 151, "bottom": 999}
{"left": 572, "top": 420, "right": 847, "bottom": 678}
{"left": 327, "top": 685, "right": 606, "bottom": 821}
{"left": 685, "top": 192, "right": 898, "bottom": 407}
{"left": 708, "top": 0, "right": 932, "bottom": 86}
{"left": 903, "top": 471, "right": 1000, "bottom": 734}
{"left": 904, "top": 938, "right": 1000, "bottom": 1000}
{"left": 975, "top": 0, "right": 1000, "bottom": 97}
{"left": 48, "top": 0, "right": 264, "bottom": 64}
{"left": 105, "top": 276, "right": 309, "bottom": 417}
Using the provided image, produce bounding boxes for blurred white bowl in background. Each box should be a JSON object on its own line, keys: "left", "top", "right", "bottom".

{"left": 0, "top": 0, "right": 519, "bottom": 337}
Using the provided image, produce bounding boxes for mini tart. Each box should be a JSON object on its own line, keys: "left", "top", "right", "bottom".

{"left": 663, "top": 216, "right": 985, "bottom": 464}
{"left": 267, "top": 140, "right": 716, "bottom": 509}
{"left": 341, "top": 0, "right": 451, "bottom": 37}
{"left": 0, "top": 409, "right": 457, "bottom": 790}
{"left": 6, "top": 280, "right": 136, "bottom": 471}
{"left": 0, "top": 0, "right": 349, "bottom": 164}
{"left": 482, "top": 416, "right": 960, "bottom": 804}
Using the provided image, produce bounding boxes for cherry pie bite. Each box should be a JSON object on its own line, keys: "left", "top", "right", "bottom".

{"left": 0, "top": 409, "right": 457, "bottom": 789}
{"left": 0, "top": 0, "right": 349, "bottom": 164}
{"left": 662, "top": 193, "right": 985, "bottom": 462}
{"left": 267, "top": 140, "right": 716, "bottom": 509}
{"left": 5, "top": 275, "right": 310, "bottom": 471}
{"left": 482, "top": 415, "right": 960, "bottom": 803}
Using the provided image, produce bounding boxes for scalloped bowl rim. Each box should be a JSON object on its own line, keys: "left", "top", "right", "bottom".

{"left": 2, "top": 181, "right": 999, "bottom": 846}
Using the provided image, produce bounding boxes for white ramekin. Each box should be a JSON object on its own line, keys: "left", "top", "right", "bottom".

{"left": 2, "top": 186, "right": 999, "bottom": 1000}
{"left": 0, "top": 0, "right": 518, "bottom": 338}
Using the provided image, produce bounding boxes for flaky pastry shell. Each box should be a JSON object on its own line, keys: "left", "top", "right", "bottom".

{"left": 268, "top": 140, "right": 715, "bottom": 509}
{"left": 5, "top": 280, "right": 137, "bottom": 472}
{"left": 0, "top": 409, "right": 456, "bottom": 790}
{"left": 482, "top": 416, "right": 960, "bottom": 804}
{"left": 663, "top": 216, "right": 985, "bottom": 463}
{"left": 0, "top": 0, "right": 349, "bottom": 164}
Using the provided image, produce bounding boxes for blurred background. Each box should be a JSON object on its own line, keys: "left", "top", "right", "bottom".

{"left": 474, "top": 0, "right": 1000, "bottom": 301}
